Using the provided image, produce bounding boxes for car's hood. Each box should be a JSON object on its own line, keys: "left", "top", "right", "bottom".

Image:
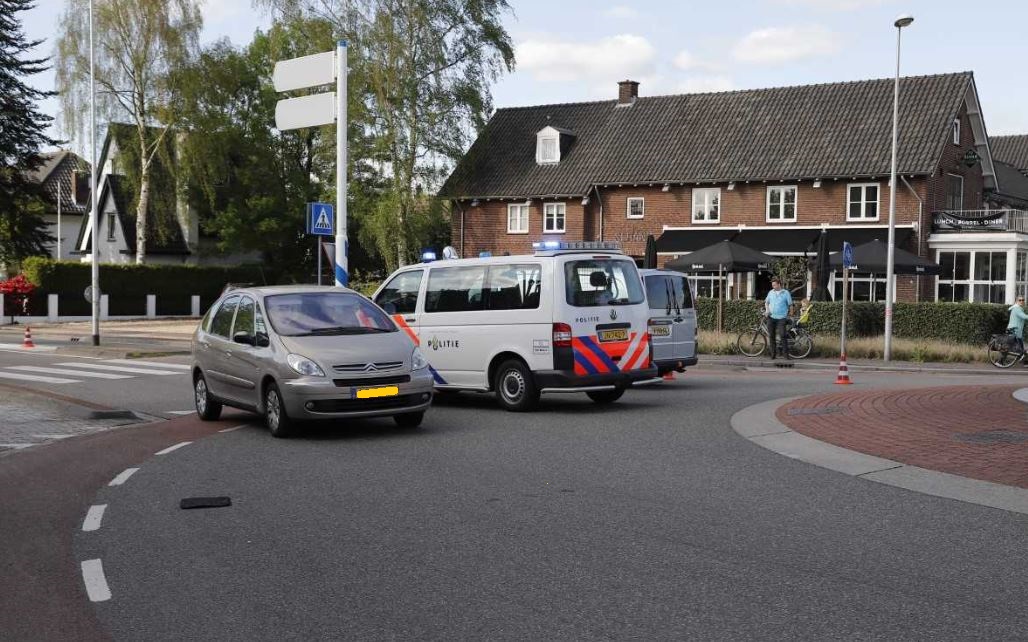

{"left": 276, "top": 332, "right": 414, "bottom": 370}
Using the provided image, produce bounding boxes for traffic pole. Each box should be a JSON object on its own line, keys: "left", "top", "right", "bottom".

{"left": 836, "top": 267, "right": 852, "bottom": 384}
{"left": 334, "top": 40, "right": 348, "bottom": 287}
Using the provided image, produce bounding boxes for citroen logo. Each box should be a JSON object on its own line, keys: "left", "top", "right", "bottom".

{"left": 363, "top": 363, "right": 380, "bottom": 372}
{"left": 609, "top": 309, "right": 617, "bottom": 320}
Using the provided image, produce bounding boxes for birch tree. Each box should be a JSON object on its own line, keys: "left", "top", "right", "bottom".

{"left": 55, "top": 0, "right": 201, "bottom": 264}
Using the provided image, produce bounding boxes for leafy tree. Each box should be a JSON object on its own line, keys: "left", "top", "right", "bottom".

{"left": 258, "top": 0, "right": 515, "bottom": 268}
{"left": 0, "top": 0, "right": 57, "bottom": 268}
{"left": 55, "top": 0, "right": 202, "bottom": 264}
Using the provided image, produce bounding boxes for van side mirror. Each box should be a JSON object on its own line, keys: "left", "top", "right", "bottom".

{"left": 233, "top": 331, "right": 255, "bottom": 346}
{"left": 380, "top": 301, "right": 397, "bottom": 315}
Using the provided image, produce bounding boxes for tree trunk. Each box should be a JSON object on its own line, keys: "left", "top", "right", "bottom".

{"left": 136, "top": 169, "right": 150, "bottom": 264}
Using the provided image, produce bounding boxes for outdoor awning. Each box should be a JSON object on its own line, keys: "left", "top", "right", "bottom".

{"left": 656, "top": 227, "right": 913, "bottom": 255}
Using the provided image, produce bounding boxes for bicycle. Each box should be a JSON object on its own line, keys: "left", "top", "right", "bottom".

{"left": 987, "top": 331, "right": 1026, "bottom": 368}
{"left": 736, "top": 316, "right": 814, "bottom": 359}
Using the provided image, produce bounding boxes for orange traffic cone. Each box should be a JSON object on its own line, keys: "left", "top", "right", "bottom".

{"left": 834, "top": 353, "right": 852, "bottom": 385}
{"left": 662, "top": 371, "right": 675, "bottom": 381}
{"left": 22, "top": 326, "right": 35, "bottom": 349}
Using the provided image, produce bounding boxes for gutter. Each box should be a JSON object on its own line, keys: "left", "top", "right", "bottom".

{"left": 592, "top": 185, "right": 603, "bottom": 241}
{"left": 452, "top": 200, "right": 465, "bottom": 258}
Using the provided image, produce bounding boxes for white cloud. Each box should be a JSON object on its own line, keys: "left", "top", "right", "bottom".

{"left": 602, "top": 5, "right": 640, "bottom": 19}
{"left": 777, "top": 0, "right": 890, "bottom": 9}
{"left": 672, "top": 50, "right": 722, "bottom": 73}
{"left": 517, "top": 34, "right": 656, "bottom": 82}
{"left": 733, "top": 25, "right": 842, "bottom": 65}
{"left": 677, "top": 76, "right": 735, "bottom": 94}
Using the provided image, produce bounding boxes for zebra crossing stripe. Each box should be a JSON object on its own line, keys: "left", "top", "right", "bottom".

{"left": 102, "top": 359, "right": 191, "bottom": 371}
{"left": 52, "top": 362, "right": 181, "bottom": 376}
{"left": 0, "top": 371, "right": 78, "bottom": 384}
{"left": 6, "top": 366, "right": 132, "bottom": 380}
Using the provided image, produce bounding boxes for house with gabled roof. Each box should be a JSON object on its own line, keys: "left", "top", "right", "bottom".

{"left": 441, "top": 72, "right": 1028, "bottom": 304}
{"left": 27, "top": 150, "right": 90, "bottom": 260}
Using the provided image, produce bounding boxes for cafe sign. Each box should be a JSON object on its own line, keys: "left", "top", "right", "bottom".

{"left": 932, "top": 210, "right": 1007, "bottom": 231}
{"left": 963, "top": 148, "right": 980, "bottom": 167}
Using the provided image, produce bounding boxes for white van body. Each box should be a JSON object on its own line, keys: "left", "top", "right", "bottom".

{"left": 639, "top": 268, "right": 699, "bottom": 375}
{"left": 372, "top": 244, "right": 659, "bottom": 410}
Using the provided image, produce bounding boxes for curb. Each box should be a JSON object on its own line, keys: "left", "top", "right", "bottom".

{"left": 731, "top": 397, "right": 1028, "bottom": 516}
{"left": 699, "top": 356, "right": 1018, "bottom": 377}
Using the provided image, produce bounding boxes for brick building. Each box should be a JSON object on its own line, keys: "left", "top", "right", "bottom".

{"left": 440, "top": 72, "right": 1028, "bottom": 303}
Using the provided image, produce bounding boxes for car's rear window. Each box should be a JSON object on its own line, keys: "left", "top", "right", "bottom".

{"left": 564, "top": 259, "right": 644, "bottom": 307}
{"left": 264, "top": 292, "right": 397, "bottom": 336}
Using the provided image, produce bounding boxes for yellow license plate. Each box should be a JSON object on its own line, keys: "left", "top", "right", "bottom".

{"left": 355, "top": 386, "right": 399, "bottom": 399}
{"left": 649, "top": 325, "right": 671, "bottom": 336}
{"left": 598, "top": 329, "right": 629, "bottom": 342}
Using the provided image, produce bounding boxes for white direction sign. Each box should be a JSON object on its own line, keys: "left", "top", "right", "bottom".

{"left": 275, "top": 92, "right": 336, "bottom": 131}
{"left": 273, "top": 51, "right": 336, "bottom": 92}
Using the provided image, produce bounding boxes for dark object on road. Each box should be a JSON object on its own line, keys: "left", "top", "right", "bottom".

{"left": 643, "top": 234, "right": 657, "bottom": 269}
{"left": 827, "top": 239, "right": 941, "bottom": 275}
{"left": 809, "top": 230, "right": 831, "bottom": 301}
{"left": 180, "top": 497, "right": 232, "bottom": 510}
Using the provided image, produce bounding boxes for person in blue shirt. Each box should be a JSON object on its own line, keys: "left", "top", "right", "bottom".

{"left": 1007, "top": 295, "right": 1028, "bottom": 358}
{"left": 764, "top": 277, "right": 793, "bottom": 359}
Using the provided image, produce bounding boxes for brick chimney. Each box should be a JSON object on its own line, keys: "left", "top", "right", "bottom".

{"left": 617, "top": 80, "right": 639, "bottom": 106}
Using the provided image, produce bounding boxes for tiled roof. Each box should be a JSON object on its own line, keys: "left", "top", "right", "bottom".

{"left": 440, "top": 72, "right": 973, "bottom": 199}
{"left": 28, "top": 150, "right": 90, "bottom": 214}
{"left": 993, "top": 161, "right": 1028, "bottom": 206}
{"left": 991, "top": 135, "right": 1028, "bottom": 174}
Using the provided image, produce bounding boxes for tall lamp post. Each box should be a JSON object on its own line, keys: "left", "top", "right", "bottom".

{"left": 89, "top": 0, "right": 100, "bottom": 346}
{"left": 884, "top": 13, "right": 914, "bottom": 362}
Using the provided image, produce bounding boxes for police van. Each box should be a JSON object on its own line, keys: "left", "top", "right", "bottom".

{"left": 372, "top": 242, "right": 659, "bottom": 411}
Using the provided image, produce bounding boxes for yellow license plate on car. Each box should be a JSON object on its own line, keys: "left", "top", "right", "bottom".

{"left": 356, "top": 386, "right": 399, "bottom": 399}
{"left": 598, "top": 329, "right": 629, "bottom": 342}
{"left": 649, "top": 325, "right": 671, "bottom": 336}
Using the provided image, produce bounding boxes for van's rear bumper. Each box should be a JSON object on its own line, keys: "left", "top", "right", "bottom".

{"left": 654, "top": 356, "right": 699, "bottom": 373}
{"left": 534, "top": 366, "right": 658, "bottom": 393}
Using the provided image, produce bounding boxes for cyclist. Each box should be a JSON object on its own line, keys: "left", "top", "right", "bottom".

{"left": 764, "top": 277, "right": 792, "bottom": 360}
{"left": 1007, "top": 295, "right": 1028, "bottom": 359}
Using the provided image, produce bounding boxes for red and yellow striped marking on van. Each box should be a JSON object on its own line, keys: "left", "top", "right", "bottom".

{"left": 391, "top": 314, "right": 420, "bottom": 346}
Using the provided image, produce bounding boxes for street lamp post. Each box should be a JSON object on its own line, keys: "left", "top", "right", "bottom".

{"left": 884, "top": 13, "right": 914, "bottom": 362}
{"left": 89, "top": 0, "right": 100, "bottom": 346}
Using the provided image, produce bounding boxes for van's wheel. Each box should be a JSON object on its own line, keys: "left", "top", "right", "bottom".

{"left": 194, "top": 373, "right": 222, "bottom": 421}
{"left": 394, "top": 411, "right": 425, "bottom": 428}
{"left": 264, "top": 382, "right": 293, "bottom": 438}
{"left": 586, "top": 388, "right": 625, "bottom": 405}
{"left": 494, "top": 359, "right": 539, "bottom": 412}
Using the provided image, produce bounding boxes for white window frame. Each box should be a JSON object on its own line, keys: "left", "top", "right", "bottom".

{"left": 692, "top": 188, "right": 721, "bottom": 223}
{"left": 952, "top": 118, "right": 961, "bottom": 145}
{"left": 543, "top": 202, "right": 566, "bottom": 234}
{"left": 506, "top": 203, "right": 529, "bottom": 234}
{"left": 766, "top": 185, "right": 797, "bottom": 222}
{"left": 846, "top": 183, "right": 880, "bottom": 221}
{"left": 107, "top": 212, "right": 117, "bottom": 241}
{"left": 626, "top": 197, "right": 645, "bottom": 219}
{"left": 946, "top": 173, "right": 964, "bottom": 210}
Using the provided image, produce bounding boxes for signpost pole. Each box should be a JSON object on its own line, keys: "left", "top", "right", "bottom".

{"left": 841, "top": 267, "right": 849, "bottom": 359}
{"left": 317, "top": 236, "right": 323, "bottom": 286}
{"left": 335, "top": 40, "right": 348, "bottom": 287}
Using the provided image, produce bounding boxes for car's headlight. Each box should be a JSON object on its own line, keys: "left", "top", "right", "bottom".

{"left": 411, "top": 347, "right": 429, "bottom": 371}
{"left": 286, "top": 353, "right": 325, "bottom": 377}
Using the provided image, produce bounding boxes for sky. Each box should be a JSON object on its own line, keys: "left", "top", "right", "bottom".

{"left": 19, "top": 0, "right": 1028, "bottom": 153}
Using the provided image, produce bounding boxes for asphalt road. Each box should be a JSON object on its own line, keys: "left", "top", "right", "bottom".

{"left": 28, "top": 368, "right": 1025, "bottom": 640}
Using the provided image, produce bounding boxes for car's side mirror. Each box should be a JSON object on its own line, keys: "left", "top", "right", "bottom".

{"left": 233, "top": 331, "right": 255, "bottom": 346}
{"left": 255, "top": 332, "right": 270, "bottom": 348}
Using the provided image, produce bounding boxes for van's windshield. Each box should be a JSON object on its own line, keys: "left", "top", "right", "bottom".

{"left": 564, "top": 259, "right": 645, "bottom": 307}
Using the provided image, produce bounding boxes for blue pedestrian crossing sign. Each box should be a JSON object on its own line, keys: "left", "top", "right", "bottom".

{"left": 842, "top": 241, "right": 854, "bottom": 269}
{"left": 307, "top": 202, "right": 334, "bottom": 236}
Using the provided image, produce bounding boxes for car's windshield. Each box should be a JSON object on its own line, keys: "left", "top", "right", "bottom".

{"left": 564, "top": 259, "right": 645, "bottom": 307}
{"left": 264, "top": 292, "right": 397, "bottom": 336}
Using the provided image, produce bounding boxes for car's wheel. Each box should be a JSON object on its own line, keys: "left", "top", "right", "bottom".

{"left": 586, "top": 388, "right": 625, "bottom": 404}
{"left": 394, "top": 411, "right": 425, "bottom": 428}
{"left": 264, "top": 382, "right": 293, "bottom": 438}
{"left": 194, "top": 373, "right": 222, "bottom": 421}
{"left": 493, "top": 359, "right": 540, "bottom": 412}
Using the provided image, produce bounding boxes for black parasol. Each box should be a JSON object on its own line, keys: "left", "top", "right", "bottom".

{"left": 828, "top": 239, "right": 941, "bottom": 275}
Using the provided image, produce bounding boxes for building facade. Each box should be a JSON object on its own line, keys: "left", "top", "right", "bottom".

{"left": 441, "top": 73, "right": 1028, "bottom": 304}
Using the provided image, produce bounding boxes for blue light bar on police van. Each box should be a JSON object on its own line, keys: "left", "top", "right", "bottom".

{"left": 532, "top": 240, "right": 621, "bottom": 252}
{"left": 478, "top": 251, "right": 493, "bottom": 257}
{"left": 421, "top": 250, "right": 437, "bottom": 263}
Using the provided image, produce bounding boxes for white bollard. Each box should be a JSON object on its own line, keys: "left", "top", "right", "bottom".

{"left": 100, "top": 294, "right": 109, "bottom": 320}
{"left": 47, "top": 294, "right": 59, "bottom": 322}
{"left": 0, "top": 293, "right": 4, "bottom": 323}
{"left": 146, "top": 294, "right": 156, "bottom": 319}
{"left": 191, "top": 295, "right": 200, "bottom": 317}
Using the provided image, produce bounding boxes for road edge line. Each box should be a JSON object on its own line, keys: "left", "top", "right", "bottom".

{"left": 80, "top": 559, "right": 111, "bottom": 602}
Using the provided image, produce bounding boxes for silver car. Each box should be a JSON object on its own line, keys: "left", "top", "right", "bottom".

{"left": 191, "top": 285, "right": 434, "bottom": 437}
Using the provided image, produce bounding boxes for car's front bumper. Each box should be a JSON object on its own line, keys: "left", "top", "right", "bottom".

{"left": 280, "top": 369, "right": 435, "bottom": 420}
{"left": 534, "top": 366, "right": 659, "bottom": 393}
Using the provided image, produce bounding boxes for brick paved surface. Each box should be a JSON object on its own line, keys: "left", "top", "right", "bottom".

{"left": 777, "top": 385, "right": 1028, "bottom": 489}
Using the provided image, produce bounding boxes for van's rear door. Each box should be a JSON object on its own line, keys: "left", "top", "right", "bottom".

{"left": 670, "top": 275, "right": 697, "bottom": 360}
{"left": 643, "top": 274, "right": 674, "bottom": 364}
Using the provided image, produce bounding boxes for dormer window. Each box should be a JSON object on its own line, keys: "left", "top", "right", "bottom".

{"left": 535, "top": 125, "right": 574, "bottom": 165}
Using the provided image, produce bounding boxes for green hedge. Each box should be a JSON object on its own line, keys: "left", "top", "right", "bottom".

{"left": 21, "top": 258, "right": 274, "bottom": 316}
{"left": 695, "top": 298, "right": 1009, "bottom": 344}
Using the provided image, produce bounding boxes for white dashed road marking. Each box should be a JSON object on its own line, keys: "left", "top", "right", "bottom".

{"left": 166, "top": 410, "right": 195, "bottom": 415}
{"left": 52, "top": 362, "right": 181, "bottom": 376}
{"left": 108, "top": 468, "right": 139, "bottom": 486}
{"left": 6, "top": 365, "right": 133, "bottom": 379}
{"left": 219, "top": 424, "right": 249, "bottom": 433}
{"left": 102, "top": 359, "right": 191, "bottom": 371}
{"left": 0, "top": 371, "right": 77, "bottom": 384}
{"left": 82, "top": 505, "right": 107, "bottom": 532}
{"left": 155, "top": 441, "right": 192, "bottom": 456}
{"left": 81, "top": 559, "right": 112, "bottom": 602}
{"left": 0, "top": 443, "right": 33, "bottom": 450}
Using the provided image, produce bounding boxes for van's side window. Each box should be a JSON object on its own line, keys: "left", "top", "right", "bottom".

{"left": 486, "top": 264, "right": 542, "bottom": 310}
{"left": 675, "top": 276, "right": 693, "bottom": 309}
{"left": 644, "top": 276, "right": 670, "bottom": 311}
{"left": 425, "top": 266, "right": 487, "bottom": 313}
{"left": 376, "top": 270, "right": 424, "bottom": 314}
